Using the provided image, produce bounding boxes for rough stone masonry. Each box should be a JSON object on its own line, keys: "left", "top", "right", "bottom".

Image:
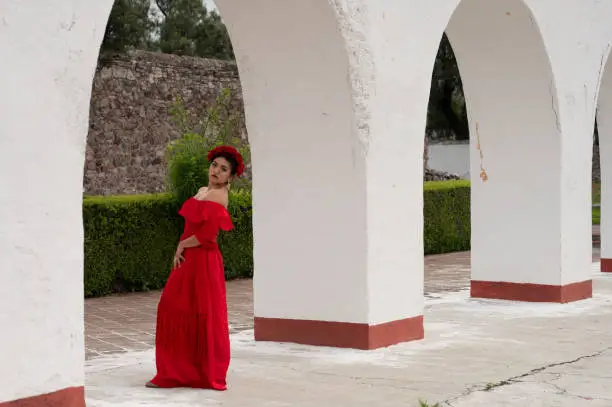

{"left": 85, "top": 50, "right": 245, "bottom": 196}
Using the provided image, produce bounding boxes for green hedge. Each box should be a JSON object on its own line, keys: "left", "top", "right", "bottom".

{"left": 83, "top": 181, "right": 470, "bottom": 297}
{"left": 83, "top": 191, "right": 253, "bottom": 297}
{"left": 423, "top": 180, "right": 471, "bottom": 255}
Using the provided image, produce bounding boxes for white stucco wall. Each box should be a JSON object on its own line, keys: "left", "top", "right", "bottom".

{"left": 0, "top": 0, "right": 113, "bottom": 403}
{"left": 446, "top": 0, "right": 563, "bottom": 286}
{"left": 448, "top": 0, "right": 610, "bottom": 288}
{"left": 355, "top": 0, "right": 607, "bottom": 299}
{"left": 530, "top": 0, "right": 612, "bottom": 285}
{"left": 3, "top": 1, "right": 612, "bottom": 402}
{"left": 226, "top": 0, "right": 612, "bottom": 327}
{"left": 217, "top": 0, "right": 372, "bottom": 323}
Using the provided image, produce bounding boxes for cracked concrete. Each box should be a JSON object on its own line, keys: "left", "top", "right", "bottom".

{"left": 443, "top": 347, "right": 612, "bottom": 406}
{"left": 85, "top": 261, "right": 612, "bottom": 406}
{"left": 445, "top": 348, "right": 612, "bottom": 406}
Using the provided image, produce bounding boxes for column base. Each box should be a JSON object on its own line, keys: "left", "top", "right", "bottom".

{"left": 471, "top": 280, "right": 592, "bottom": 303}
{"left": 254, "top": 315, "right": 424, "bottom": 350}
{"left": 601, "top": 258, "right": 612, "bottom": 272}
{"left": 0, "top": 386, "right": 84, "bottom": 407}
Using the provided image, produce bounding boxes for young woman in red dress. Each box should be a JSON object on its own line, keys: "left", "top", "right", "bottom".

{"left": 146, "top": 145, "right": 245, "bottom": 391}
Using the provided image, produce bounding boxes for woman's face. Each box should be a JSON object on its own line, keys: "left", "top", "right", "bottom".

{"left": 209, "top": 156, "right": 233, "bottom": 186}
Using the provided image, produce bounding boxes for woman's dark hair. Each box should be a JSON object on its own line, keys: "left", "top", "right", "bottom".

{"left": 210, "top": 151, "right": 239, "bottom": 175}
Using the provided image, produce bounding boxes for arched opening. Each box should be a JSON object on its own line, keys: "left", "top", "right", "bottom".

{"left": 83, "top": 0, "right": 250, "bottom": 363}
{"left": 440, "top": 0, "right": 591, "bottom": 302}
{"left": 595, "top": 49, "right": 612, "bottom": 272}
{"left": 425, "top": 33, "right": 470, "bottom": 180}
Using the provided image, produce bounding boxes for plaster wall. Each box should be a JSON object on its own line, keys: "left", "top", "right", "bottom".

{"left": 2, "top": 0, "right": 612, "bottom": 402}
{"left": 527, "top": 0, "right": 612, "bottom": 285}
{"left": 216, "top": 0, "right": 370, "bottom": 323}
{"left": 446, "top": 0, "right": 562, "bottom": 286}
{"left": 446, "top": 0, "right": 611, "bottom": 287}
{"left": 0, "top": 0, "right": 113, "bottom": 402}
{"left": 358, "top": 0, "right": 468, "bottom": 324}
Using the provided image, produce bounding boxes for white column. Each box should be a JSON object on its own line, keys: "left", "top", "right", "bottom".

{"left": 218, "top": 0, "right": 427, "bottom": 350}
{"left": 445, "top": 0, "right": 595, "bottom": 303}
{"left": 0, "top": 0, "right": 112, "bottom": 404}
{"left": 454, "top": 0, "right": 610, "bottom": 302}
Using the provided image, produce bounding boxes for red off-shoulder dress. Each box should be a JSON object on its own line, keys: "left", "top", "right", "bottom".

{"left": 149, "top": 197, "right": 234, "bottom": 390}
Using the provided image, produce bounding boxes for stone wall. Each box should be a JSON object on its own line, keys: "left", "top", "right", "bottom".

{"left": 84, "top": 50, "right": 603, "bottom": 196}
{"left": 84, "top": 50, "right": 245, "bottom": 195}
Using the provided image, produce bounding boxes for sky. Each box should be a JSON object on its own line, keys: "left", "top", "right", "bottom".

{"left": 204, "top": 0, "right": 217, "bottom": 10}
{"left": 149, "top": 0, "right": 218, "bottom": 11}
{"left": 149, "top": 0, "right": 218, "bottom": 21}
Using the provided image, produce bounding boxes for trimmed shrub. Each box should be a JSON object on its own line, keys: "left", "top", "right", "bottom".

{"left": 423, "top": 180, "right": 471, "bottom": 255}
{"left": 165, "top": 89, "right": 251, "bottom": 204}
{"left": 83, "top": 191, "right": 253, "bottom": 297}
{"left": 83, "top": 181, "right": 471, "bottom": 297}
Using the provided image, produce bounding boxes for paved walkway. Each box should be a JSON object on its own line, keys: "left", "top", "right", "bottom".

{"left": 85, "top": 249, "right": 612, "bottom": 406}
{"left": 85, "top": 251, "right": 472, "bottom": 360}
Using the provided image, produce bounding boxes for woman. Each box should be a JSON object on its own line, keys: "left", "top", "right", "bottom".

{"left": 146, "top": 145, "right": 245, "bottom": 391}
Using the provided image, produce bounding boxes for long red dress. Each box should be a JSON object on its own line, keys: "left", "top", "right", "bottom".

{"left": 150, "top": 197, "right": 234, "bottom": 390}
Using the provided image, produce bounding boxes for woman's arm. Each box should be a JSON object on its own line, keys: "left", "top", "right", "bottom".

{"left": 174, "top": 190, "right": 229, "bottom": 268}
{"left": 174, "top": 235, "right": 201, "bottom": 268}
{"left": 179, "top": 235, "right": 201, "bottom": 249}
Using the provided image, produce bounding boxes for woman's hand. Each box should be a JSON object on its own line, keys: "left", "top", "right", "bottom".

{"left": 173, "top": 243, "right": 185, "bottom": 269}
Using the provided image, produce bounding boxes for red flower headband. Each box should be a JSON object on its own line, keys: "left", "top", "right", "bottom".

{"left": 207, "top": 145, "right": 245, "bottom": 177}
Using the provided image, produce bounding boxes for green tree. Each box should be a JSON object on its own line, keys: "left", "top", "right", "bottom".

{"left": 165, "top": 87, "right": 250, "bottom": 204}
{"left": 427, "top": 33, "right": 468, "bottom": 141}
{"left": 194, "top": 10, "right": 234, "bottom": 60}
{"left": 99, "top": 0, "right": 153, "bottom": 64}
{"left": 154, "top": 0, "right": 234, "bottom": 60}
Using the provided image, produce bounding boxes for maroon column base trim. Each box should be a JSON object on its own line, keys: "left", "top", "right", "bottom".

{"left": 471, "top": 280, "right": 592, "bottom": 303}
{"left": 601, "top": 258, "right": 612, "bottom": 272}
{"left": 0, "top": 386, "right": 84, "bottom": 407}
{"left": 254, "top": 315, "right": 424, "bottom": 350}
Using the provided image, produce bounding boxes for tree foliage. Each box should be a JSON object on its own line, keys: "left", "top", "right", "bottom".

{"left": 99, "top": 0, "right": 234, "bottom": 62}
{"left": 427, "top": 34, "right": 468, "bottom": 141}
{"left": 99, "top": 0, "right": 153, "bottom": 64}
{"left": 98, "top": 1, "right": 470, "bottom": 147}
{"left": 165, "top": 88, "right": 250, "bottom": 204}
{"left": 155, "top": 0, "right": 234, "bottom": 60}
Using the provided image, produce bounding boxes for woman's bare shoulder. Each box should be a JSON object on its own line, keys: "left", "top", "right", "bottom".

{"left": 205, "top": 188, "right": 229, "bottom": 208}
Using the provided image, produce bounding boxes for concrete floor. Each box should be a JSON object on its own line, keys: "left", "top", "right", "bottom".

{"left": 84, "top": 251, "right": 472, "bottom": 360}
{"left": 85, "top": 258, "right": 612, "bottom": 406}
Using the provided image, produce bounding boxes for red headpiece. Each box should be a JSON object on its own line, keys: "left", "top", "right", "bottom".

{"left": 207, "top": 145, "right": 245, "bottom": 177}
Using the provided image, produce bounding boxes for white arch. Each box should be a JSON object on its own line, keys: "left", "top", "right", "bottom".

{"left": 215, "top": 0, "right": 379, "bottom": 342}
{"left": 0, "top": 1, "right": 114, "bottom": 403}
{"left": 445, "top": 0, "right": 575, "bottom": 299}
{"left": 0, "top": 0, "right": 373, "bottom": 403}
{"left": 360, "top": 0, "right": 573, "bottom": 308}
